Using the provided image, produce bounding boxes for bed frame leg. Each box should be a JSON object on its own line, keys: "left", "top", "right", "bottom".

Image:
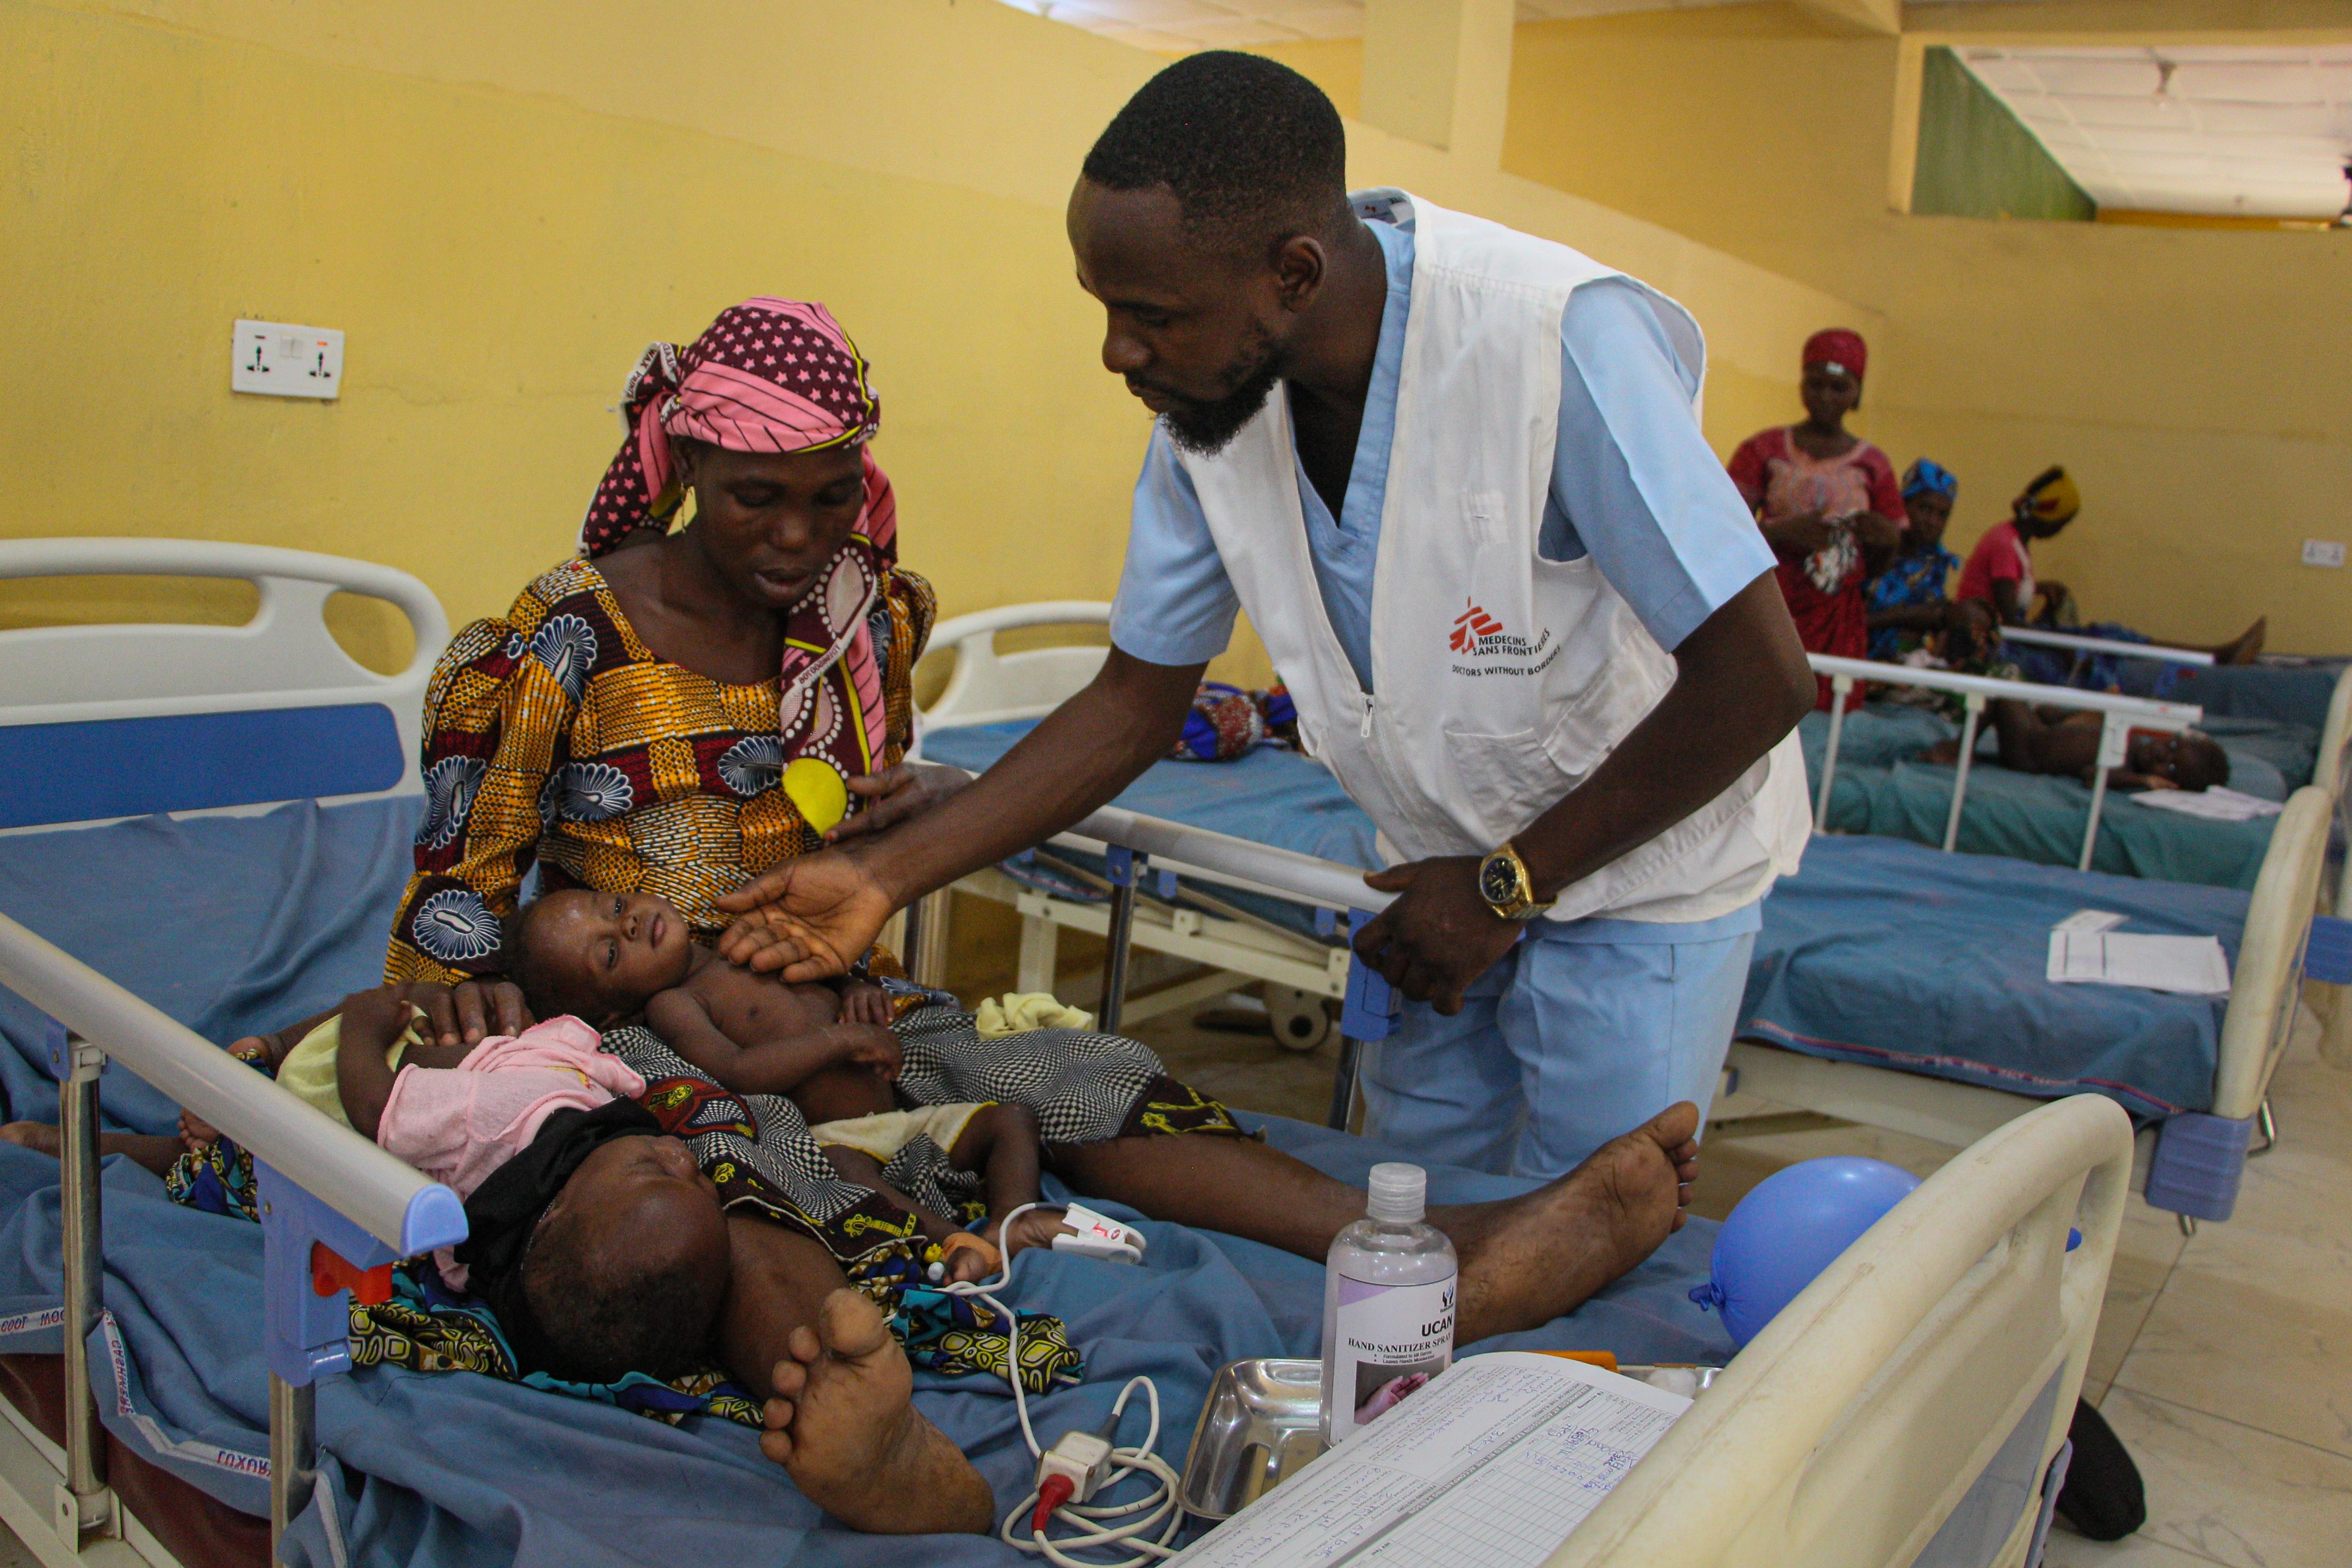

{"left": 1813, "top": 675, "right": 1854, "bottom": 831}
{"left": 2178, "top": 1213, "right": 2197, "bottom": 1237}
{"left": 2080, "top": 715, "right": 2127, "bottom": 872}
{"left": 1330, "top": 913, "right": 1398, "bottom": 1133}
{"left": 1943, "top": 693, "right": 1984, "bottom": 853}
{"left": 901, "top": 889, "right": 954, "bottom": 993}
{"left": 269, "top": 1374, "right": 316, "bottom": 1550}
{"left": 52, "top": 1024, "right": 118, "bottom": 1549}
{"left": 2250, "top": 1097, "right": 2278, "bottom": 1157}
{"left": 1098, "top": 849, "right": 1143, "bottom": 1032}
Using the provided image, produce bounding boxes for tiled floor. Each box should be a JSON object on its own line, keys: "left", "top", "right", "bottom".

{"left": 1110, "top": 960, "right": 2352, "bottom": 1568}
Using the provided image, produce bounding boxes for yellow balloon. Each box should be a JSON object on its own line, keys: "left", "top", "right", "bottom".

{"left": 782, "top": 757, "right": 850, "bottom": 833}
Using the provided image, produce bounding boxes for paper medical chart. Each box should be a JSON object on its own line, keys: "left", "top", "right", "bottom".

{"left": 2128, "top": 786, "right": 2283, "bottom": 823}
{"left": 2052, "top": 910, "right": 2127, "bottom": 935}
{"left": 2046, "top": 931, "right": 2231, "bottom": 996}
{"left": 1171, "top": 1354, "right": 1690, "bottom": 1568}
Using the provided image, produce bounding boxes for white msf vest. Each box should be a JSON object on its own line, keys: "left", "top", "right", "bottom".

{"left": 1174, "top": 190, "right": 1809, "bottom": 923}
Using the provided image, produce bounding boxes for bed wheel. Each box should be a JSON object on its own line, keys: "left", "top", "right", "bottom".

{"left": 1266, "top": 986, "right": 1334, "bottom": 1053}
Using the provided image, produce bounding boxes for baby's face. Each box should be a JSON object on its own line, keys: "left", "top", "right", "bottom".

{"left": 527, "top": 890, "right": 697, "bottom": 1021}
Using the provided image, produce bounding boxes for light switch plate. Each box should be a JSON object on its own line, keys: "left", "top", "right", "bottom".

{"left": 2301, "top": 539, "right": 2345, "bottom": 569}
{"left": 231, "top": 319, "right": 343, "bottom": 399}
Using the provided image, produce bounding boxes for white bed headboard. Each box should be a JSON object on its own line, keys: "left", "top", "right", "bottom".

{"left": 0, "top": 538, "right": 450, "bottom": 830}
{"left": 917, "top": 601, "right": 1113, "bottom": 738}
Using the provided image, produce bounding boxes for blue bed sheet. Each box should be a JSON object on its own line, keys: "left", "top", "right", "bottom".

{"left": 0, "top": 1118, "right": 1728, "bottom": 1566}
{"left": 1740, "top": 835, "right": 2244, "bottom": 1118}
{"left": 0, "top": 797, "right": 1729, "bottom": 1564}
{"left": 1795, "top": 707, "right": 2278, "bottom": 889}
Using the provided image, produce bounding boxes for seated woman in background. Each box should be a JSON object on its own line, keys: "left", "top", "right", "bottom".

{"left": 1727, "top": 328, "right": 1905, "bottom": 708}
{"left": 1958, "top": 467, "right": 2265, "bottom": 692}
{"left": 1864, "top": 458, "right": 1967, "bottom": 662}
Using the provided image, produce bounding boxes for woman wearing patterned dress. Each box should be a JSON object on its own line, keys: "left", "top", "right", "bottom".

{"left": 374, "top": 298, "right": 1704, "bottom": 1534}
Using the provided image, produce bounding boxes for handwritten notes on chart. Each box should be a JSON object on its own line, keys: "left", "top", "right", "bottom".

{"left": 1171, "top": 1353, "right": 1689, "bottom": 1568}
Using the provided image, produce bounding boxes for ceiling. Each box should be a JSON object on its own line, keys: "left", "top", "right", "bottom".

{"left": 994, "top": 4, "right": 2352, "bottom": 220}
{"left": 990, "top": 0, "right": 1751, "bottom": 56}
{"left": 1957, "top": 47, "right": 2352, "bottom": 218}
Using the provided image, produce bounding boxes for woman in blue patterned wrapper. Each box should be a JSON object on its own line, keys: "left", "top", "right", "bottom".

{"left": 1863, "top": 459, "right": 1968, "bottom": 663}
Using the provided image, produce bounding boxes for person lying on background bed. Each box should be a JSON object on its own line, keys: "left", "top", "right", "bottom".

{"left": 354, "top": 296, "right": 1708, "bottom": 1534}
{"left": 505, "top": 886, "right": 1065, "bottom": 1281}
{"left": 1923, "top": 699, "right": 2231, "bottom": 792}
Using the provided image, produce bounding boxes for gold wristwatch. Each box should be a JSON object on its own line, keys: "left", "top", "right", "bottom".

{"left": 1476, "top": 842, "right": 1554, "bottom": 922}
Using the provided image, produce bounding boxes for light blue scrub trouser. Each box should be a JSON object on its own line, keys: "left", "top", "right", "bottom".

{"left": 1357, "top": 903, "right": 1760, "bottom": 1181}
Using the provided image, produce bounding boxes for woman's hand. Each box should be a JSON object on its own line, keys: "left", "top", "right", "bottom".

{"left": 1761, "top": 509, "right": 1834, "bottom": 559}
{"left": 1351, "top": 857, "right": 1524, "bottom": 1015}
{"left": 715, "top": 852, "right": 897, "bottom": 981}
{"left": 824, "top": 763, "right": 972, "bottom": 845}
{"left": 378, "top": 980, "right": 532, "bottom": 1048}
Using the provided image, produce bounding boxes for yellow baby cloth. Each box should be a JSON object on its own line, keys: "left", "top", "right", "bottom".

{"left": 971, "top": 993, "right": 1096, "bottom": 1037}
{"left": 271, "top": 1009, "right": 421, "bottom": 1127}
{"left": 809, "top": 1102, "right": 989, "bottom": 1163}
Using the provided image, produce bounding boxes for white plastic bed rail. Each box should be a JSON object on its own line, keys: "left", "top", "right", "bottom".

{"left": 1555, "top": 1093, "right": 2134, "bottom": 1568}
{"left": 1999, "top": 624, "right": 2214, "bottom": 668}
{"left": 1807, "top": 653, "right": 2203, "bottom": 872}
{"left": 0, "top": 911, "right": 465, "bottom": 1561}
{"left": 0, "top": 538, "right": 451, "bottom": 826}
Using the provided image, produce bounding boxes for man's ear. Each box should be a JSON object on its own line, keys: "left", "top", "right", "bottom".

{"left": 1269, "top": 234, "right": 1328, "bottom": 314}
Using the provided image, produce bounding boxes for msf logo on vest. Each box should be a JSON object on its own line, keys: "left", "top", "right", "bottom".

{"left": 1450, "top": 599, "right": 1558, "bottom": 677}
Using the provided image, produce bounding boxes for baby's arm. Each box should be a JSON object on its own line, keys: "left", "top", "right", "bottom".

{"left": 335, "top": 988, "right": 476, "bottom": 1140}
{"left": 647, "top": 987, "right": 901, "bottom": 1098}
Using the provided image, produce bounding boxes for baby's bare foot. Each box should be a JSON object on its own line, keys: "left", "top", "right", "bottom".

{"left": 0, "top": 1123, "right": 60, "bottom": 1158}
{"left": 759, "top": 1289, "right": 991, "bottom": 1535}
{"left": 1436, "top": 1102, "right": 1701, "bottom": 1345}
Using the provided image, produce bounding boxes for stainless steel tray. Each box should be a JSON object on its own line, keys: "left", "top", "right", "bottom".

{"left": 1179, "top": 1357, "right": 1723, "bottom": 1520}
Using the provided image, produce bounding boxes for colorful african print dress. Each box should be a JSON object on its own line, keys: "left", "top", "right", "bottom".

{"left": 386, "top": 555, "right": 934, "bottom": 984}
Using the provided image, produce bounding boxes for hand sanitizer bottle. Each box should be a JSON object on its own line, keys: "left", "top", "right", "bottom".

{"left": 1320, "top": 1162, "right": 1457, "bottom": 1447}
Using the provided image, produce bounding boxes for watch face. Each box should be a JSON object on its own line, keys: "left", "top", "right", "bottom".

{"left": 1479, "top": 853, "right": 1520, "bottom": 907}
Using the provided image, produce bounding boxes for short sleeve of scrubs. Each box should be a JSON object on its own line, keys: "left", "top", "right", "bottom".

{"left": 1107, "top": 424, "right": 1241, "bottom": 668}
{"left": 1546, "top": 279, "right": 1778, "bottom": 652}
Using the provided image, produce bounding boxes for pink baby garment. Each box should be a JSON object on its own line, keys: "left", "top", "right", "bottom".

{"left": 374, "top": 1015, "right": 647, "bottom": 1200}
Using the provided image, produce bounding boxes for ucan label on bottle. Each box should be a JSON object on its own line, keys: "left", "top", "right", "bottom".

{"left": 1329, "top": 1274, "right": 1455, "bottom": 1444}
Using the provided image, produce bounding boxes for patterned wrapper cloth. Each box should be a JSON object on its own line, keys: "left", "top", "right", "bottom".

{"left": 580, "top": 297, "right": 898, "bottom": 820}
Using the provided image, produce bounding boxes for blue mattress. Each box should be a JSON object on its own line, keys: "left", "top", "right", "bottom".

{"left": 2124, "top": 657, "right": 2348, "bottom": 730}
{"left": 1740, "top": 835, "right": 2244, "bottom": 1119}
{"left": 0, "top": 797, "right": 1729, "bottom": 1565}
{"left": 1796, "top": 706, "right": 2279, "bottom": 890}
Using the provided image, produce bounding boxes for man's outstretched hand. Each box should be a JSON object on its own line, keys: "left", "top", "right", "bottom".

{"left": 715, "top": 851, "right": 897, "bottom": 981}
{"left": 1352, "top": 856, "right": 1524, "bottom": 1015}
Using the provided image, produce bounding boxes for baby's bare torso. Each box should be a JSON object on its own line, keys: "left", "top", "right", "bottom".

{"left": 679, "top": 961, "right": 841, "bottom": 1046}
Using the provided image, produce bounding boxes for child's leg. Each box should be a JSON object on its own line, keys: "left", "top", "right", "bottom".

{"left": 818, "top": 1147, "right": 969, "bottom": 1256}
{"left": 0, "top": 1122, "right": 184, "bottom": 1179}
{"left": 950, "top": 1106, "right": 1073, "bottom": 1257}
{"left": 1990, "top": 698, "right": 2043, "bottom": 771}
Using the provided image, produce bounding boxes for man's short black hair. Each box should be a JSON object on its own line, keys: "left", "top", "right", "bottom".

{"left": 1082, "top": 50, "right": 1349, "bottom": 247}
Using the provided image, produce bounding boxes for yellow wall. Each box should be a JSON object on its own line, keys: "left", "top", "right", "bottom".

{"left": 1492, "top": 5, "right": 2352, "bottom": 652}
{"left": 4, "top": 0, "right": 1859, "bottom": 686}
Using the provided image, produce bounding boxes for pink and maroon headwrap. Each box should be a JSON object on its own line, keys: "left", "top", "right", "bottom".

{"left": 579, "top": 298, "right": 900, "bottom": 807}
{"left": 1802, "top": 328, "right": 1867, "bottom": 379}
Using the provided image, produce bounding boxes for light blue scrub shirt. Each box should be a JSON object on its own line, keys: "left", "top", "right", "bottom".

{"left": 1105, "top": 217, "right": 1781, "bottom": 1175}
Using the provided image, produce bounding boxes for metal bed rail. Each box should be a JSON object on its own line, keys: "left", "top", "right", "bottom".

{"left": 1999, "top": 625, "right": 2215, "bottom": 669}
{"left": 1805, "top": 653, "right": 2204, "bottom": 871}
{"left": 0, "top": 911, "right": 466, "bottom": 1559}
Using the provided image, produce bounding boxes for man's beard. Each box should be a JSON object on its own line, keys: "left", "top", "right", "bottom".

{"left": 1153, "top": 324, "right": 1283, "bottom": 457}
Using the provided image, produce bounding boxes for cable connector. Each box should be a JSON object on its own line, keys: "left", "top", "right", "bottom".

{"left": 1036, "top": 1428, "right": 1117, "bottom": 1520}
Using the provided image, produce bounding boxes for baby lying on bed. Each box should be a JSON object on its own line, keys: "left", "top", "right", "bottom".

{"left": 1, "top": 989, "right": 734, "bottom": 1387}
{"left": 504, "top": 889, "right": 1068, "bottom": 1282}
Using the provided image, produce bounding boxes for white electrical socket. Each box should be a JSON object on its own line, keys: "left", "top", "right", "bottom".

{"left": 231, "top": 319, "right": 343, "bottom": 400}
{"left": 2302, "top": 539, "right": 2346, "bottom": 569}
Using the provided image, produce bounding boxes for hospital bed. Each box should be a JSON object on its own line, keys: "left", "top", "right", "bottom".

{"left": 913, "top": 603, "right": 2344, "bottom": 1230}
{"left": 0, "top": 540, "right": 2132, "bottom": 1568}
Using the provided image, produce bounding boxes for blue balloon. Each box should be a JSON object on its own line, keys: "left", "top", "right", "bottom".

{"left": 1689, "top": 1157, "right": 1921, "bottom": 1347}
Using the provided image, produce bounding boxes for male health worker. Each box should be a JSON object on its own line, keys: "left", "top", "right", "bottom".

{"left": 716, "top": 53, "right": 1816, "bottom": 1178}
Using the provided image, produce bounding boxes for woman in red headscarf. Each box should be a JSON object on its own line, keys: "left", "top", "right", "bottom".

{"left": 1725, "top": 328, "right": 1906, "bottom": 709}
